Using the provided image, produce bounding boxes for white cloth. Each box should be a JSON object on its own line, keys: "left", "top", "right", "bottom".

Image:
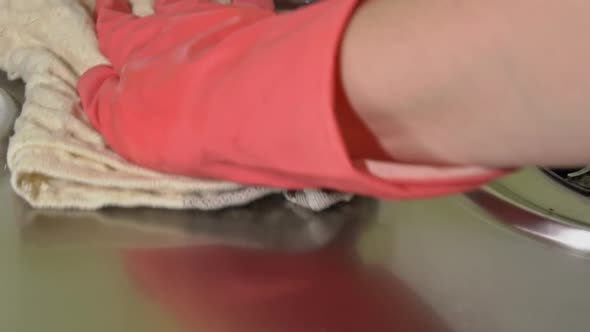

{"left": 0, "top": 0, "right": 352, "bottom": 211}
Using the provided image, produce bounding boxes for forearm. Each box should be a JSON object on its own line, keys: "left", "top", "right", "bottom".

{"left": 341, "top": 0, "right": 590, "bottom": 167}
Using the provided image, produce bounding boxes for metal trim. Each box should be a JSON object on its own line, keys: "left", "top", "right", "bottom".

{"left": 467, "top": 190, "right": 590, "bottom": 256}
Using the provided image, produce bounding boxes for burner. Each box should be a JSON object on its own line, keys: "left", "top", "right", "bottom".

{"left": 543, "top": 167, "right": 590, "bottom": 196}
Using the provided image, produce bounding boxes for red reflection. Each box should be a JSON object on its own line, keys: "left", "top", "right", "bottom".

{"left": 123, "top": 234, "right": 447, "bottom": 332}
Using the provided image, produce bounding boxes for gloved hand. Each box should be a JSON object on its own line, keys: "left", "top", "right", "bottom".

{"left": 79, "top": 0, "right": 504, "bottom": 199}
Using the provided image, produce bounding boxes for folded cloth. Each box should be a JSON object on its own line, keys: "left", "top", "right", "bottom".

{"left": 0, "top": 0, "right": 352, "bottom": 211}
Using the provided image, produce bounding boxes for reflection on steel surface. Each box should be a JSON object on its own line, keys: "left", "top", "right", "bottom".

{"left": 122, "top": 208, "right": 450, "bottom": 332}
{"left": 468, "top": 190, "right": 590, "bottom": 255}
{"left": 18, "top": 193, "right": 378, "bottom": 252}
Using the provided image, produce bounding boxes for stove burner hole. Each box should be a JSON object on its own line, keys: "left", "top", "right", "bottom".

{"left": 543, "top": 167, "right": 590, "bottom": 196}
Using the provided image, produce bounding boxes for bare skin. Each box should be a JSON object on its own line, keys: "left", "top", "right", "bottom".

{"left": 340, "top": 0, "right": 590, "bottom": 168}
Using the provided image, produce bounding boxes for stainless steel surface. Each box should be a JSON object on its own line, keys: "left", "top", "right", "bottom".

{"left": 2, "top": 73, "right": 590, "bottom": 332}
{"left": 0, "top": 73, "right": 23, "bottom": 173}
{"left": 4, "top": 186, "right": 590, "bottom": 332}
{"left": 0, "top": 73, "right": 25, "bottom": 105}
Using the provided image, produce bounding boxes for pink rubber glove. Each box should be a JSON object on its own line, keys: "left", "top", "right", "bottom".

{"left": 78, "top": 0, "right": 505, "bottom": 199}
